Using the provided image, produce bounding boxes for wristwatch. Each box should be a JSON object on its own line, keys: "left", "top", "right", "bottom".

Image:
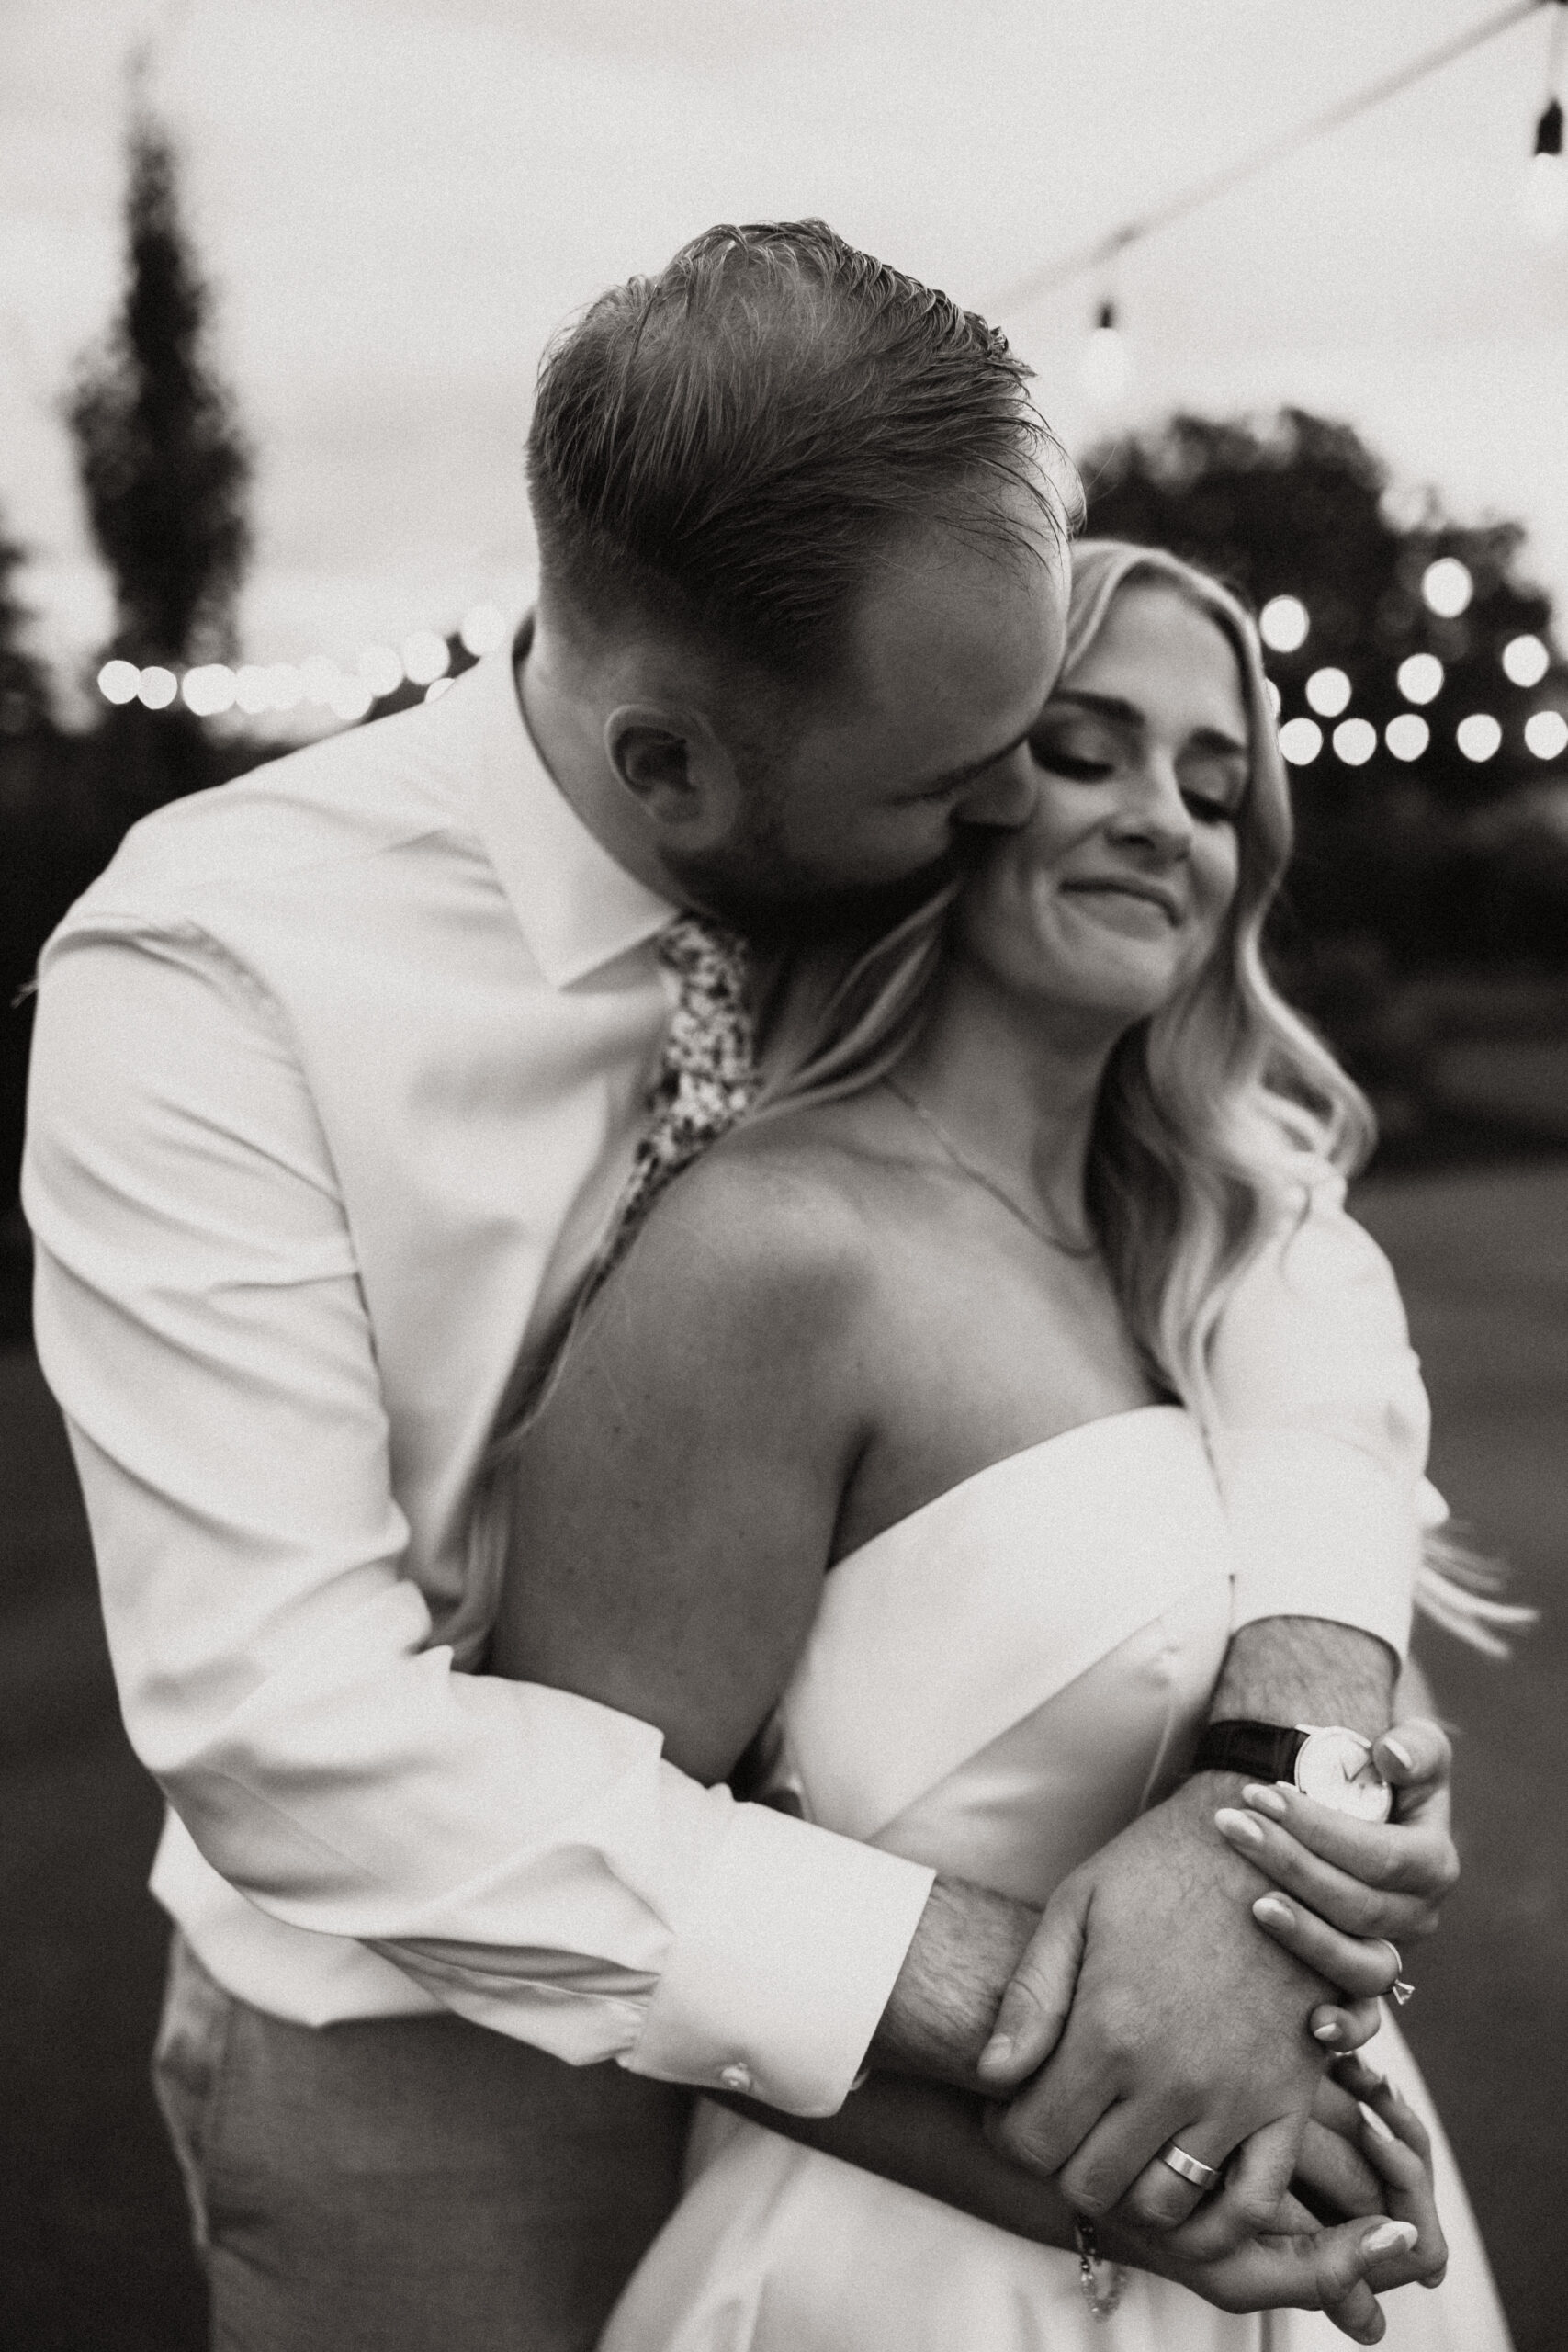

{"left": 1191, "top": 1720, "right": 1393, "bottom": 1821}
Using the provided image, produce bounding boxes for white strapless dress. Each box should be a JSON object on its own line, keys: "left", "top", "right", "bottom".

{"left": 601, "top": 1408, "right": 1511, "bottom": 2352}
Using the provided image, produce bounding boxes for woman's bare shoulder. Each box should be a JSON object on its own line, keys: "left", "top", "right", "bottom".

{"left": 588, "top": 1108, "right": 896, "bottom": 1369}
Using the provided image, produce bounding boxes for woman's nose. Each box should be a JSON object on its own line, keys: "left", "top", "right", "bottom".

{"left": 1107, "top": 758, "right": 1193, "bottom": 857}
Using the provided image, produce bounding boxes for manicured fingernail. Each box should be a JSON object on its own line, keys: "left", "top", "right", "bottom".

{"left": 980, "top": 2033, "right": 1012, "bottom": 2071}
{"left": 1243, "top": 1781, "right": 1288, "bottom": 1818}
{"left": 1383, "top": 1737, "right": 1415, "bottom": 1772}
{"left": 1313, "top": 2020, "right": 1342, "bottom": 2043}
{"left": 1216, "top": 1806, "right": 1266, "bottom": 1847}
{"left": 1361, "top": 2108, "right": 1396, "bottom": 2142}
{"left": 1253, "top": 1894, "right": 1294, "bottom": 1928}
{"left": 1422, "top": 2265, "right": 1448, "bottom": 2290}
{"left": 1362, "top": 2220, "right": 1418, "bottom": 2256}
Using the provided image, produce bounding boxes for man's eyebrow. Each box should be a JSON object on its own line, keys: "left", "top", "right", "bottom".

{"left": 904, "top": 723, "right": 1035, "bottom": 797}
{"left": 1050, "top": 689, "right": 1248, "bottom": 758}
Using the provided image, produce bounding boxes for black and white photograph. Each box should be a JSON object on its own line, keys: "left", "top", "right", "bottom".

{"left": 2, "top": 4, "right": 1564, "bottom": 2348}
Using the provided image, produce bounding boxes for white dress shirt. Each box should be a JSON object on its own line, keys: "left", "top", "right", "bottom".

{"left": 22, "top": 634, "right": 1427, "bottom": 2118}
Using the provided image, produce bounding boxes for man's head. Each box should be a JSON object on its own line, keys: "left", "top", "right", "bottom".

{"left": 525, "top": 219, "right": 1080, "bottom": 935}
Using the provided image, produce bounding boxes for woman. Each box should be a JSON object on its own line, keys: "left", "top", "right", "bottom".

{"left": 488, "top": 544, "right": 1513, "bottom": 2347}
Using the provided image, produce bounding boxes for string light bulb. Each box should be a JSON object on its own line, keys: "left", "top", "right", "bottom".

{"left": 1523, "top": 1, "right": 1568, "bottom": 243}
{"left": 1079, "top": 300, "right": 1132, "bottom": 409}
{"left": 1523, "top": 96, "right": 1568, "bottom": 237}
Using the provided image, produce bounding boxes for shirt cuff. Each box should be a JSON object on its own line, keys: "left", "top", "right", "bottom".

{"left": 1213, "top": 1427, "right": 1417, "bottom": 1662}
{"left": 622, "top": 1798, "right": 934, "bottom": 2118}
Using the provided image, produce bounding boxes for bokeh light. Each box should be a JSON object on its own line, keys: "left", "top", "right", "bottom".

{"left": 1456, "top": 713, "right": 1502, "bottom": 762}
{"left": 1502, "top": 634, "right": 1550, "bottom": 688}
{"left": 234, "top": 664, "right": 273, "bottom": 716}
{"left": 1332, "top": 718, "right": 1377, "bottom": 767}
{"left": 1422, "top": 557, "right": 1472, "bottom": 618}
{"left": 1259, "top": 595, "right": 1310, "bottom": 654}
{"left": 267, "top": 664, "right": 303, "bottom": 712}
{"left": 1278, "top": 717, "right": 1323, "bottom": 764}
{"left": 402, "top": 629, "right": 451, "bottom": 686}
{"left": 182, "top": 664, "right": 237, "bottom": 717}
{"left": 1385, "top": 713, "right": 1429, "bottom": 763}
{"left": 358, "top": 643, "right": 403, "bottom": 698}
{"left": 1305, "top": 666, "right": 1351, "bottom": 718}
{"left": 96, "top": 659, "right": 140, "bottom": 706}
{"left": 329, "top": 673, "right": 375, "bottom": 723}
{"left": 1397, "top": 653, "right": 1445, "bottom": 706}
{"left": 1524, "top": 708, "right": 1568, "bottom": 760}
{"left": 459, "top": 603, "right": 508, "bottom": 657}
{"left": 136, "top": 665, "right": 178, "bottom": 709}
{"left": 302, "top": 655, "right": 341, "bottom": 706}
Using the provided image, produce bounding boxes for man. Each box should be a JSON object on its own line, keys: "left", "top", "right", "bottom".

{"left": 25, "top": 221, "right": 1449, "bottom": 2349}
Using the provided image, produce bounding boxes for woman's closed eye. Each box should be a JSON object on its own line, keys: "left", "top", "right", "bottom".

{"left": 1029, "top": 718, "right": 1120, "bottom": 779}
{"left": 1178, "top": 752, "right": 1247, "bottom": 822}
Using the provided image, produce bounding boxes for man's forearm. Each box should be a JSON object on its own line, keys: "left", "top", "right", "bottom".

{"left": 870, "top": 1874, "right": 1039, "bottom": 2088}
{"left": 721, "top": 2072, "right": 1078, "bottom": 2251}
{"left": 1210, "top": 1618, "right": 1395, "bottom": 1743}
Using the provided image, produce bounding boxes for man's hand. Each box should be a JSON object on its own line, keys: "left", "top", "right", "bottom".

{"left": 976, "top": 1771, "right": 1332, "bottom": 2246}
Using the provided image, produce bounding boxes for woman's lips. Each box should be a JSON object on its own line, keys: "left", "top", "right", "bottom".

{"left": 1059, "top": 879, "right": 1181, "bottom": 927}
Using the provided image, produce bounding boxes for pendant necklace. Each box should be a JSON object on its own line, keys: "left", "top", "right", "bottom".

{"left": 883, "top": 1074, "right": 1097, "bottom": 1260}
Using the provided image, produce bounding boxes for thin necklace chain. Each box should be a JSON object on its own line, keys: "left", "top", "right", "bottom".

{"left": 883, "top": 1074, "right": 1097, "bottom": 1260}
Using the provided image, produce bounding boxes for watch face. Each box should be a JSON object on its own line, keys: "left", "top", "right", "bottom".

{"left": 1294, "top": 1727, "right": 1393, "bottom": 1820}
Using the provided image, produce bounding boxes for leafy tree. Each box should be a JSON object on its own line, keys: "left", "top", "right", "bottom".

{"left": 0, "top": 519, "right": 53, "bottom": 741}
{"left": 1083, "top": 410, "right": 1567, "bottom": 974}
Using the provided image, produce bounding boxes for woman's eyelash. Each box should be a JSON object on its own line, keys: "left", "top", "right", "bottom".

{"left": 1032, "top": 749, "right": 1112, "bottom": 778}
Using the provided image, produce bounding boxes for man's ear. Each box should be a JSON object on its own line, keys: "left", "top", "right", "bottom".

{"left": 604, "top": 703, "right": 739, "bottom": 837}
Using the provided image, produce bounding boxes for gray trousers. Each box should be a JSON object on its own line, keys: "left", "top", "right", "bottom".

{"left": 152, "top": 1934, "right": 693, "bottom": 2352}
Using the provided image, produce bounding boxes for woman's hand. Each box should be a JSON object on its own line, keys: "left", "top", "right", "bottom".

{"left": 1211, "top": 1717, "right": 1457, "bottom": 2035}
{"left": 1330, "top": 2052, "right": 1449, "bottom": 2289}
{"left": 1105, "top": 2052, "right": 1447, "bottom": 2344}
{"left": 1102, "top": 2196, "right": 1421, "bottom": 2345}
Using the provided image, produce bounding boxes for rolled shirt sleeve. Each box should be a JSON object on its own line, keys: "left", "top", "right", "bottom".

{"left": 1207, "top": 1168, "right": 1434, "bottom": 1661}
{"left": 23, "top": 918, "right": 931, "bottom": 2117}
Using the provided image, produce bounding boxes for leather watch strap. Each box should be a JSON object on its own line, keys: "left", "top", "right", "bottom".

{"left": 1190, "top": 1719, "right": 1305, "bottom": 1781}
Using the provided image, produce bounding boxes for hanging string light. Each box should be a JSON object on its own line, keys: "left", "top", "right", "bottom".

{"left": 94, "top": 600, "right": 513, "bottom": 729}
{"left": 1522, "top": 0, "right": 1568, "bottom": 236}
{"left": 1078, "top": 297, "right": 1133, "bottom": 409}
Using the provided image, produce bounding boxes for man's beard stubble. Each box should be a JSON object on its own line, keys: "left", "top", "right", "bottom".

{"left": 657, "top": 825, "right": 980, "bottom": 956}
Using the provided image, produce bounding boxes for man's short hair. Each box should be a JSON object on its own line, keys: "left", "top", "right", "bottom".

{"left": 526, "top": 219, "right": 1067, "bottom": 689}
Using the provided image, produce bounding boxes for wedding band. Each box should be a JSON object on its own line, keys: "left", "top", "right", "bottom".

{"left": 1391, "top": 1978, "right": 1416, "bottom": 2007}
{"left": 1158, "top": 2139, "right": 1220, "bottom": 2190}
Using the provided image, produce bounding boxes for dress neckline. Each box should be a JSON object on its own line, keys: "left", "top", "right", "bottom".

{"left": 832, "top": 1403, "right": 1193, "bottom": 1577}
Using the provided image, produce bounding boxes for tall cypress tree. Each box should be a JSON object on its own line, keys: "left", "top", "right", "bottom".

{"left": 67, "top": 92, "right": 251, "bottom": 801}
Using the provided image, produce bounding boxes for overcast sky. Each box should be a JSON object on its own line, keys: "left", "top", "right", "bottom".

{"left": 5, "top": 0, "right": 1566, "bottom": 712}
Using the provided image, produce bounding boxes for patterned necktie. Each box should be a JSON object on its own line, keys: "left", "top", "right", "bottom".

{"left": 582, "top": 912, "right": 760, "bottom": 1306}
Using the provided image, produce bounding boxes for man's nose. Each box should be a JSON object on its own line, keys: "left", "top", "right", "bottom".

{"left": 956, "top": 754, "right": 1038, "bottom": 831}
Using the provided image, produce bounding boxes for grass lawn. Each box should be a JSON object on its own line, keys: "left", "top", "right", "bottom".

{"left": 1, "top": 1155, "right": 1563, "bottom": 2350}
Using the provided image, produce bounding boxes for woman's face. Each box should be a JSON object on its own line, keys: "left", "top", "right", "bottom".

{"left": 955, "top": 580, "right": 1248, "bottom": 1033}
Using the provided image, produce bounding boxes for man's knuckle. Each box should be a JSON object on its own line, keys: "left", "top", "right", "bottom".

{"left": 1067, "top": 2171, "right": 1119, "bottom": 2220}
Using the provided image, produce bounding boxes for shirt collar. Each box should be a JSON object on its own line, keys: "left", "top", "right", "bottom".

{"left": 453, "top": 614, "right": 676, "bottom": 989}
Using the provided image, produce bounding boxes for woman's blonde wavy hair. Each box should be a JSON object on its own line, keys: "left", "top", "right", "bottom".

{"left": 747, "top": 537, "right": 1522, "bottom": 1651}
